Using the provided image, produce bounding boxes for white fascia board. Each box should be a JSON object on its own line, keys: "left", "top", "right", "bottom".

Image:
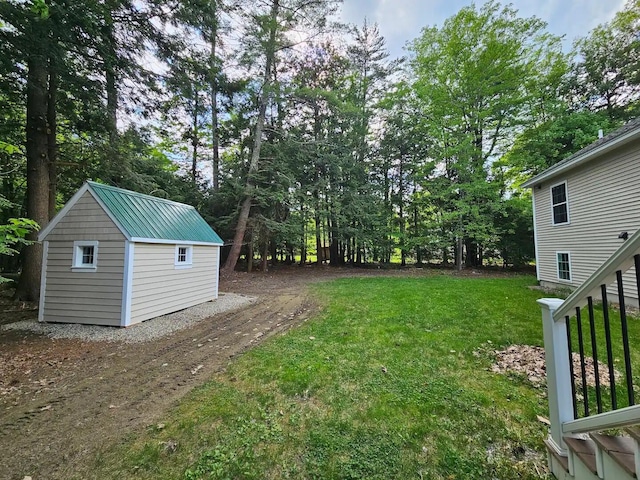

{"left": 130, "top": 237, "right": 223, "bottom": 246}
{"left": 521, "top": 127, "right": 640, "bottom": 189}
{"left": 37, "top": 183, "right": 91, "bottom": 241}
{"left": 38, "top": 241, "right": 48, "bottom": 322}
{"left": 120, "top": 241, "right": 134, "bottom": 327}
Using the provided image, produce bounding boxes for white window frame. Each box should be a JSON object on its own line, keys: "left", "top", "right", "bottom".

{"left": 556, "top": 251, "right": 572, "bottom": 282}
{"left": 175, "top": 245, "right": 193, "bottom": 269}
{"left": 72, "top": 240, "right": 99, "bottom": 271}
{"left": 550, "top": 181, "right": 570, "bottom": 225}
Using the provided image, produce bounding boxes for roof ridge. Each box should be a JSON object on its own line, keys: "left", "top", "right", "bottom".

{"left": 87, "top": 181, "right": 195, "bottom": 209}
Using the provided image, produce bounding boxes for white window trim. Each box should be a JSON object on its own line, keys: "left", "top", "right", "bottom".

{"left": 175, "top": 245, "right": 193, "bottom": 269}
{"left": 550, "top": 180, "right": 570, "bottom": 226}
{"left": 72, "top": 240, "right": 99, "bottom": 271}
{"left": 556, "top": 251, "right": 572, "bottom": 283}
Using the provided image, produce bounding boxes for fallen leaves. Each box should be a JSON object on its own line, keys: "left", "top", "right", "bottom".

{"left": 490, "top": 344, "right": 619, "bottom": 388}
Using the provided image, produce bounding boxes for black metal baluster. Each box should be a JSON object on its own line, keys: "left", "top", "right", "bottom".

{"left": 566, "top": 315, "right": 578, "bottom": 419}
{"left": 576, "top": 307, "right": 589, "bottom": 417}
{"left": 601, "top": 284, "right": 617, "bottom": 410}
{"left": 588, "top": 296, "right": 603, "bottom": 414}
{"left": 616, "top": 270, "right": 634, "bottom": 406}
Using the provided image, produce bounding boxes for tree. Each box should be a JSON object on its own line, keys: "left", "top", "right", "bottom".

{"left": 223, "top": 0, "right": 341, "bottom": 272}
{"left": 571, "top": 0, "right": 640, "bottom": 119}
{"left": 409, "top": 1, "right": 564, "bottom": 269}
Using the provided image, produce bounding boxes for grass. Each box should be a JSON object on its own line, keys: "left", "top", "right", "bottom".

{"left": 89, "top": 274, "right": 569, "bottom": 479}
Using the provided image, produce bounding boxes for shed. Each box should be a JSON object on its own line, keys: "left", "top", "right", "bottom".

{"left": 37, "top": 181, "right": 224, "bottom": 327}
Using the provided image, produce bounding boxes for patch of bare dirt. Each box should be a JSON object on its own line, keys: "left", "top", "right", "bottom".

{"left": 0, "top": 265, "right": 427, "bottom": 480}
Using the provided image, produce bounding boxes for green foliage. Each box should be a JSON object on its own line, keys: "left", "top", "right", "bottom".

{"left": 0, "top": 214, "right": 38, "bottom": 283}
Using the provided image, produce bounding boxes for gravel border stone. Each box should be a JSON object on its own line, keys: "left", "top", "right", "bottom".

{"left": 1, "top": 293, "right": 257, "bottom": 343}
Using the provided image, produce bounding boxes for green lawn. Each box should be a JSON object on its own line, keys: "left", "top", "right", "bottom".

{"left": 93, "top": 274, "right": 558, "bottom": 479}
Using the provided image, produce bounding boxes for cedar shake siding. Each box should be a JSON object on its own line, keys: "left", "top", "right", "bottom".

{"left": 40, "top": 192, "right": 126, "bottom": 326}
{"left": 129, "top": 243, "right": 219, "bottom": 325}
{"left": 532, "top": 138, "right": 640, "bottom": 302}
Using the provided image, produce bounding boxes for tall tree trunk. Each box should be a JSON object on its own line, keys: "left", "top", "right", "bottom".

{"left": 210, "top": 0, "right": 220, "bottom": 191}
{"left": 223, "top": 0, "right": 279, "bottom": 273}
{"left": 191, "top": 91, "right": 199, "bottom": 182}
{"left": 104, "top": 8, "right": 120, "bottom": 183}
{"left": 15, "top": 49, "right": 50, "bottom": 301}
{"left": 47, "top": 57, "right": 57, "bottom": 219}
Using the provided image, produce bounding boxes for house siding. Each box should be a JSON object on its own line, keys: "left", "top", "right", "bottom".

{"left": 42, "top": 240, "right": 125, "bottom": 326}
{"left": 44, "top": 191, "right": 125, "bottom": 242}
{"left": 533, "top": 139, "right": 640, "bottom": 303}
{"left": 129, "top": 243, "right": 219, "bottom": 325}
{"left": 41, "top": 192, "right": 126, "bottom": 326}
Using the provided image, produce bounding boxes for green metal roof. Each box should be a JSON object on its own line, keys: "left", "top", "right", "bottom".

{"left": 88, "top": 181, "right": 223, "bottom": 244}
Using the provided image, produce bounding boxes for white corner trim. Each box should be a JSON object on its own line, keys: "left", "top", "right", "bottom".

{"left": 120, "top": 241, "right": 134, "bottom": 327}
{"left": 38, "top": 241, "right": 48, "bottom": 322}
{"left": 531, "top": 193, "right": 540, "bottom": 281}
{"left": 37, "top": 183, "right": 91, "bottom": 241}
{"left": 131, "top": 237, "right": 223, "bottom": 247}
{"left": 214, "top": 245, "right": 220, "bottom": 299}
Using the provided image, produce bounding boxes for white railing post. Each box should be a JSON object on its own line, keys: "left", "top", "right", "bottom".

{"left": 538, "top": 298, "right": 573, "bottom": 456}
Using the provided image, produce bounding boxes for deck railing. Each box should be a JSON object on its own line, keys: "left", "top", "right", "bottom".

{"left": 539, "top": 231, "right": 640, "bottom": 456}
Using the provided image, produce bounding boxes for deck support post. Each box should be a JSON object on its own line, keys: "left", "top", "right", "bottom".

{"left": 539, "top": 298, "right": 573, "bottom": 456}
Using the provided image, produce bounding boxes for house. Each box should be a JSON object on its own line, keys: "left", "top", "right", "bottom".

{"left": 522, "top": 118, "right": 640, "bottom": 304}
{"left": 37, "top": 181, "right": 224, "bottom": 327}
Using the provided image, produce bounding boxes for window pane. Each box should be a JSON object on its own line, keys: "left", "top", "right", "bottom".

{"left": 552, "top": 184, "right": 566, "bottom": 204}
{"left": 557, "top": 253, "right": 570, "bottom": 280}
{"left": 178, "top": 247, "right": 187, "bottom": 263}
{"left": 82, "top": 246, "right": 94, "bottom": 265}
{"left": 553, "top": 204, "right": 568, "bottom": 224}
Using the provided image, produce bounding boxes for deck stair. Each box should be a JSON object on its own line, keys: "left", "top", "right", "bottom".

{"left": 546, "top": 431, "right": 639, "bottom": 479}
{"left": 536, "top": 231, "right": 640, "bottom": 480}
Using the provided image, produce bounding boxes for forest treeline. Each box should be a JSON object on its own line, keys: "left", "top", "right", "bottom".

{"left": 1, "top": 0, "right": 639, "bottom": 300}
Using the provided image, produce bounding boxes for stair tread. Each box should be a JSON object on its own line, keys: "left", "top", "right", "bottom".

{"left": 626, "top": 426, "right": 640, "bottom": 442}
{"left": 591, "top": 433, "right": 637, "bottom": 478}
{"left": 590, "top": 433, "right": 635, "bottom": 453}
{"left": 544, "top": 438, "right": 569, "bottom": 472}
{"left": 564, "top": 437, "right": 598, "bottom": 474}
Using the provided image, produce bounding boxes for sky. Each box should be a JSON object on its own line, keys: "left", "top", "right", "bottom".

{"left": 339, "top": 0, "right": 627, "bottom": 59}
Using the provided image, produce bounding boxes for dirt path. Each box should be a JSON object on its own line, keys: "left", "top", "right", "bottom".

{"left": 0, "top": 266, "right": 417, "bottom": 480}
{"left": 0, "top": 266, "right": 510, "bottom": 479}
{"left": 0, "top": 270, "right": 317, "bottom": 480}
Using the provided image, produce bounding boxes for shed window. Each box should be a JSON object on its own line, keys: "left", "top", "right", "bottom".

{"left": 557, "top": 252, "right": 571, "bottom": 281}
{"left": 551, "top": 182, "right": 569, "bottom": 225}
{"left": 175, "top": 245, "right": 193, "bottom": 268}
{"left": 72, "top": 241, "right": 99, "bottom": 270}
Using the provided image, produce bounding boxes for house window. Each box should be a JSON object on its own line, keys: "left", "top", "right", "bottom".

{"left": 175, "top": 245, "right": 193, "bottom": 268}
{"left": 551, "top": 182, "right": 569, "bottom": 225}
{"left": 72, "top": 241, "right": 99, "bottom": 270}
{"left": 557, "top": 252, "right": 571, "bottom": 281}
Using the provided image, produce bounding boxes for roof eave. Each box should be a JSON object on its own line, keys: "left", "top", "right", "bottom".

{"left": 521, "top": 126, "right": 640, "bottom": 189}
{"left": 130, "top": 237, "right": 223, "bottom": 246}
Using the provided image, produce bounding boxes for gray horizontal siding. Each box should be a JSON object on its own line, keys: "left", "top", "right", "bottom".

{"left": 44, "top": 191, "right": 125, "bottom": 242}
{"left": 42, "top": 240, "right": 125, "bottom": 326}
{"left": 130, "top": 243, "right": 218, "bottom": 325}
{"left": 533, "top": 139, "right": 640, "bottom": 302}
